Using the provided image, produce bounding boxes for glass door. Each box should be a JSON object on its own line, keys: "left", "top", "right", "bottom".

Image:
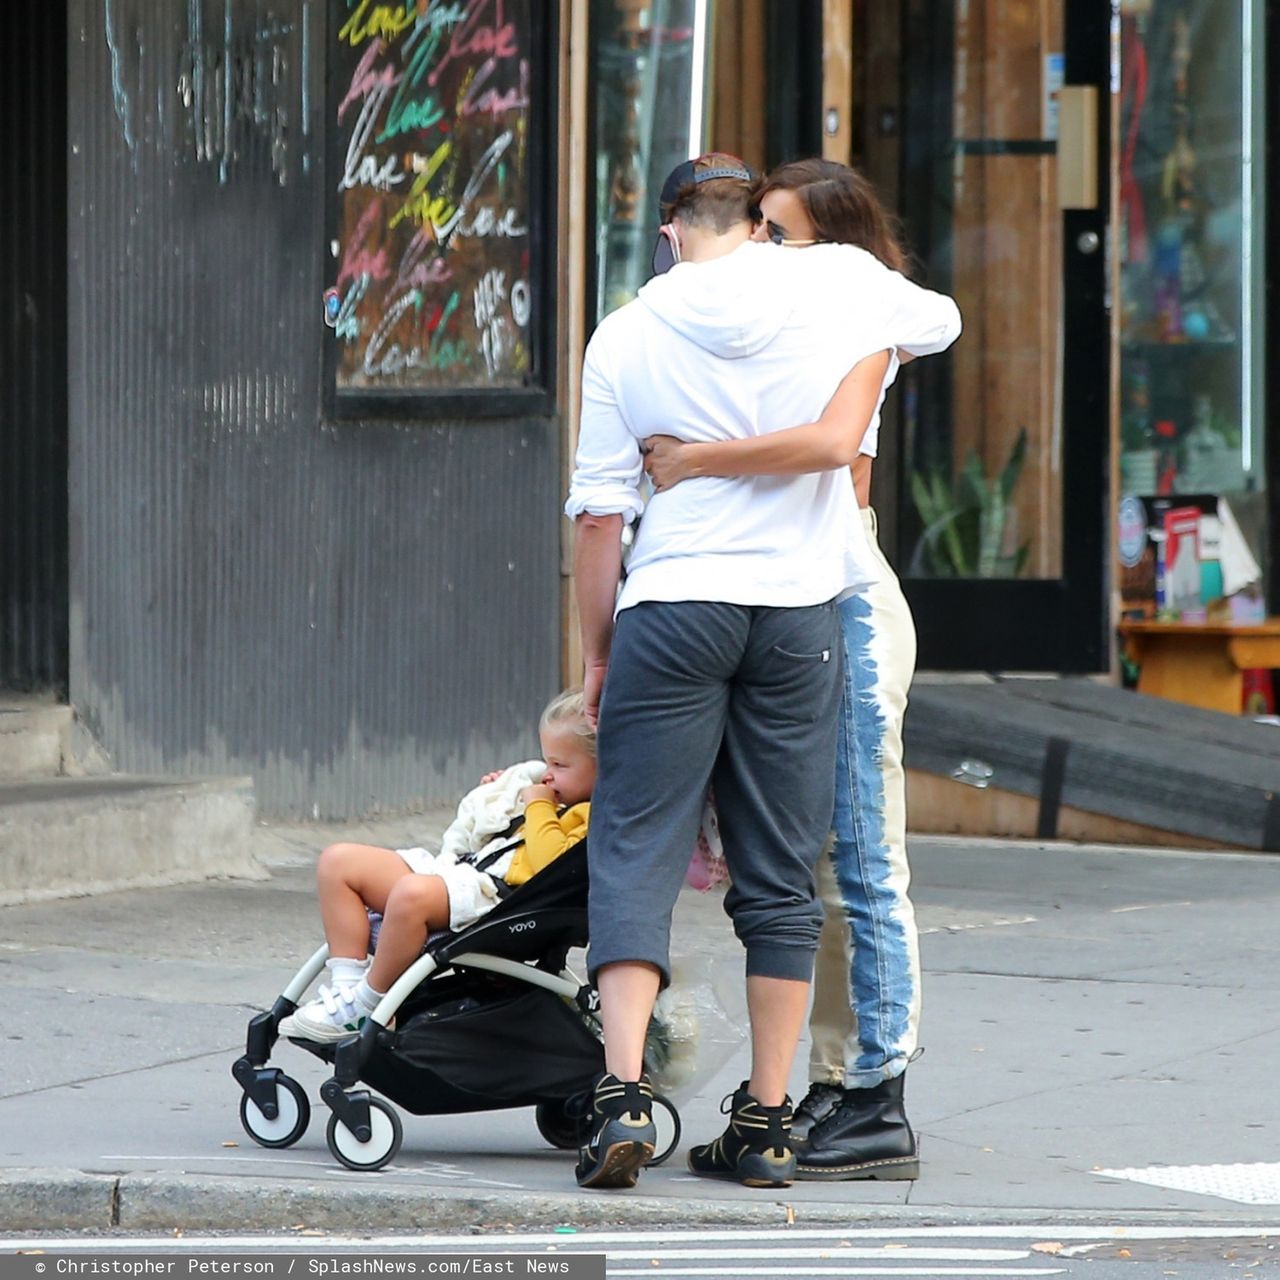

{"left": 895, "top": 1, "right": 1111, "bottom": 672}
{"left": 587, "top": 0, "right": 823, "bottom": 329}
{"left": 589, "top": 0, "right": 712, "bottom": 325}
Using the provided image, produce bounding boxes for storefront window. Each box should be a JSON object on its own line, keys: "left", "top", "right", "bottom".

{"left": 590, "top": 0, "right": 711, "bottom": 323}
{"left": 1117, "top": 0, "right": 1267, "bottom": 620}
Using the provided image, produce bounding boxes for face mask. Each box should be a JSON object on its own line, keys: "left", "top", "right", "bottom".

{"left": 650, "top": 224, "right": 681, "bottom": 275}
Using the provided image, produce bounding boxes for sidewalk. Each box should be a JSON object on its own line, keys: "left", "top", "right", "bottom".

{"left": 2, "top": 819, "right": 1279, "bottom": 1232}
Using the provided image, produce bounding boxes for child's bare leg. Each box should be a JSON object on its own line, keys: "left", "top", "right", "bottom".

{"left": 316, "top": 842, "right": 414, "bottom": 959}
{"left": 278, "top": 853, "right": 437, "bottom": 1045}
{"left": 367, "top": 874, "right": 452, "bottom": 993}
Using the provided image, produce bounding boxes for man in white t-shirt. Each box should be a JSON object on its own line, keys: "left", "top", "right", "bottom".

{"left": 567, "top": 154, "right": 960, "bottom": 1192}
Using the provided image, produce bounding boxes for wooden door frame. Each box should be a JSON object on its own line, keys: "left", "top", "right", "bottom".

{"left": 559, "top": 0, "right": 590, "bottom": 688}
{"left": 823, "top": 0, "right": 853, "bottom": 162}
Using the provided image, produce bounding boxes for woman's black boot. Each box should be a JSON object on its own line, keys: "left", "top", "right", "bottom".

{"left": 794, "top": 1072, "right": 919, "bottom": 1181}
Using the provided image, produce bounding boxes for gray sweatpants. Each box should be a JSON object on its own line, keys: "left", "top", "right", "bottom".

{"left": 587, "top": 599, "right": 843, "bottom": 986}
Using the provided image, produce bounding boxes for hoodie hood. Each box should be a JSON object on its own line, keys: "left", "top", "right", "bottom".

{"left": 636, "top": 240, "right": 798, "bottom": 359}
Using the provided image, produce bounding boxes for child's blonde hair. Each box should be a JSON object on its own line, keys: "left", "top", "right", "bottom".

{"left": 539, "top": 689, "right": 596, "bottom": 758}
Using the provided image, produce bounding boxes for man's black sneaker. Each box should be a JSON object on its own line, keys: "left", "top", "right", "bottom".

{"left": 794, "top": 1071, "right": 919, "bottom": 1181}
{"left": 789, "top": 1081, "right": 845, "bottom": 1143}
{"left": 575, "top": 1073, "right": 656, "bottom": 1189}
{"left": 687, "top": 1083, "right": 795, "bottom": 1187}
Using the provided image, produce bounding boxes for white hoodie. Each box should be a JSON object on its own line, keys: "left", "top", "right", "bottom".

{"left": 566, "top": 239, "right": 961, "bottom": 611}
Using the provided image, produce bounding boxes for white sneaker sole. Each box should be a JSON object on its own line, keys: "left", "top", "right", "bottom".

{"left": 277, "top": 1012, "right": 365, "bottom": 1044}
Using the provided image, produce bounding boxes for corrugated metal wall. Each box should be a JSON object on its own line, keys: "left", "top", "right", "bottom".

{"left": 67, "top": 0, "right": 563, "bottom": 819}
{"left": 1, "top": 2, "right": 69, "bottom": 692}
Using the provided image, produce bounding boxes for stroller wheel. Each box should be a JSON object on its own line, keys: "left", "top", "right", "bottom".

{"left": 647, "top": 1093, "right": 681, "bottom": 1167}
{"left": 239, "top": 1074, "right": 310, "bottom": 1149}
{"left": 326, "top": 1097, "right": 402, "bottom": 1171}
{"left": 535, "top": 1096, "right": 587, "bottom": 1150}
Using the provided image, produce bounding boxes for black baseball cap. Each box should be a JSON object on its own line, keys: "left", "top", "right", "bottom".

{"left": 657, "top": 155, "right": 755, "bottom": 222}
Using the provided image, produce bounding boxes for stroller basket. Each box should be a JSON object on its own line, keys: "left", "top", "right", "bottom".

{"left": 360, "top": 980, "right": 603, "bottom": 1116}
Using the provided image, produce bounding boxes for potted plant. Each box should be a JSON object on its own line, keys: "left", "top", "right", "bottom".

{"left": 908, "top": 428, "right": 1032, "bottom": 578}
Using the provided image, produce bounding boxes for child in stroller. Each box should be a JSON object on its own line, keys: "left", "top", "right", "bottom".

{"left": 232, "top": 691, "right": 684, "bottom": 1171}
{"left": 278, "top": 688, "right": 595, "bottom": 1044}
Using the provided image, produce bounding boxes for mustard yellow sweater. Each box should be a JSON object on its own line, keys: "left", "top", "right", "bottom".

{"left": 502, "top": 800, "right": 590, "bottom": 886}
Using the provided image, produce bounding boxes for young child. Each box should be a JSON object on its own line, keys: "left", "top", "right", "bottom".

{"left": 278, "top": 690, "right": 595, "bottom": 1044}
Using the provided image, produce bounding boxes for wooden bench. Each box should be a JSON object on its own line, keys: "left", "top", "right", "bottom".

{"left": 1117, "top": 619, "right": 1280, "bottom": 715}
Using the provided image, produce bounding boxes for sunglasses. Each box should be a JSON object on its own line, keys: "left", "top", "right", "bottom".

{"left": 764, "top": 219, "right": 819, "bottom": 247}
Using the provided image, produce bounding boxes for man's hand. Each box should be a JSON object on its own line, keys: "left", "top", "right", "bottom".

{"left": 583, "top": 661, "right": 608, "bottom": 729}
{"left": 520, "top": 783, "right": 556, "bottom": 807}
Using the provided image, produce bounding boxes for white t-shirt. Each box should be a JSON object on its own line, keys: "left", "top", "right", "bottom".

{"left": 566, "top": 240, "right": 961, "bottom": 612}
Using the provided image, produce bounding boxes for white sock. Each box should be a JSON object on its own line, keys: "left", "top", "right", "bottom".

{"left": 354, "top": 976, "right": 384, "bottom": 1012}
{"left": 327, "top": 956, "right": 370, "bottom": 988}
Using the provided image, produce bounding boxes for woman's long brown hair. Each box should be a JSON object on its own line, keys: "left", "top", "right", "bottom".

{"left": 756, "top": 158, "right": 909, "bottom": 275}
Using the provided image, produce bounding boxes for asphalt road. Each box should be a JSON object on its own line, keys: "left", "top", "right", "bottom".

{"left": 3, "top": 1224, "right": 1278, "bottom": 1276}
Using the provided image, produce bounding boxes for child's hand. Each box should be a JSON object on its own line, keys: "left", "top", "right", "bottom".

{"left": 520, "top": 783, "right": 556, "bottom": 808}
{"left": 479, "top": 770, "right": 503, "bottom": 784}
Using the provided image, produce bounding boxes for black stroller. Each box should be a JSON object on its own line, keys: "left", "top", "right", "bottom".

{"left": 232, "top": 840, "right": 681, "bottom": 1171}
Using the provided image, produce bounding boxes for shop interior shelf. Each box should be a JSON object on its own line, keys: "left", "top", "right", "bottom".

{"left": 1120, "top": 337, "right": 1238, "bottom": 353}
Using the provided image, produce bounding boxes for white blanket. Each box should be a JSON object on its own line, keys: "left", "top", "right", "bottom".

{"left": 438, "top": 760, "right": 546, "bottom": 860}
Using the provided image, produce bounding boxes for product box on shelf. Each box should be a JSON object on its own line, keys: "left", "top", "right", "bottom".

{"left": 1118, "top": 493, "right": 1218, "bottom": 619}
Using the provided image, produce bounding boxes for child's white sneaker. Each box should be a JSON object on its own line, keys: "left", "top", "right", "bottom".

{"left": 278, "top": 982, "right": 375, "bottom": 1044}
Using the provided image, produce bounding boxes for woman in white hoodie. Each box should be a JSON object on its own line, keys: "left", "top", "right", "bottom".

{"left": 642, "top": 159, "right": 945, "bottom": 1182}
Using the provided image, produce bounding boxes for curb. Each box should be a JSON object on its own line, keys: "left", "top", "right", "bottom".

{"left": 4, "top": 1172, "right": 1280, "bottom": 1235}
{"left": 0, "top": 1172, "right": 118, "bottom": 1232}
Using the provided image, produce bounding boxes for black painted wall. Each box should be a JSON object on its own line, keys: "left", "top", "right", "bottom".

{"left": 1, "top": 2, "right": 69, "bottom": 692}
{"left": 67, "top": 0, "right": 562, "bottom": 818}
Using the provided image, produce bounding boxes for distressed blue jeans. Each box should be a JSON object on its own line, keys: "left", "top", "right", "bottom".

{"left": 809, "top": 508, "right": 922, "bottom": 1088}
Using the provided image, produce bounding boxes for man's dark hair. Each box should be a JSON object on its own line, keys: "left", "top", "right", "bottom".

{"left": 661, "top": 152, "right": 756, "bottom": 235}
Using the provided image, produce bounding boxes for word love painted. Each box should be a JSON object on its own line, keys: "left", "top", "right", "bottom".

{"left": 330, "top": 0, "right": 538, "bottom": 394}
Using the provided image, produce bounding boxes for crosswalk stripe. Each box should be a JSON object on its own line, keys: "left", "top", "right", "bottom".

{"left": 5, "top": 1224, "right": 1275, "bottom": 1251}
